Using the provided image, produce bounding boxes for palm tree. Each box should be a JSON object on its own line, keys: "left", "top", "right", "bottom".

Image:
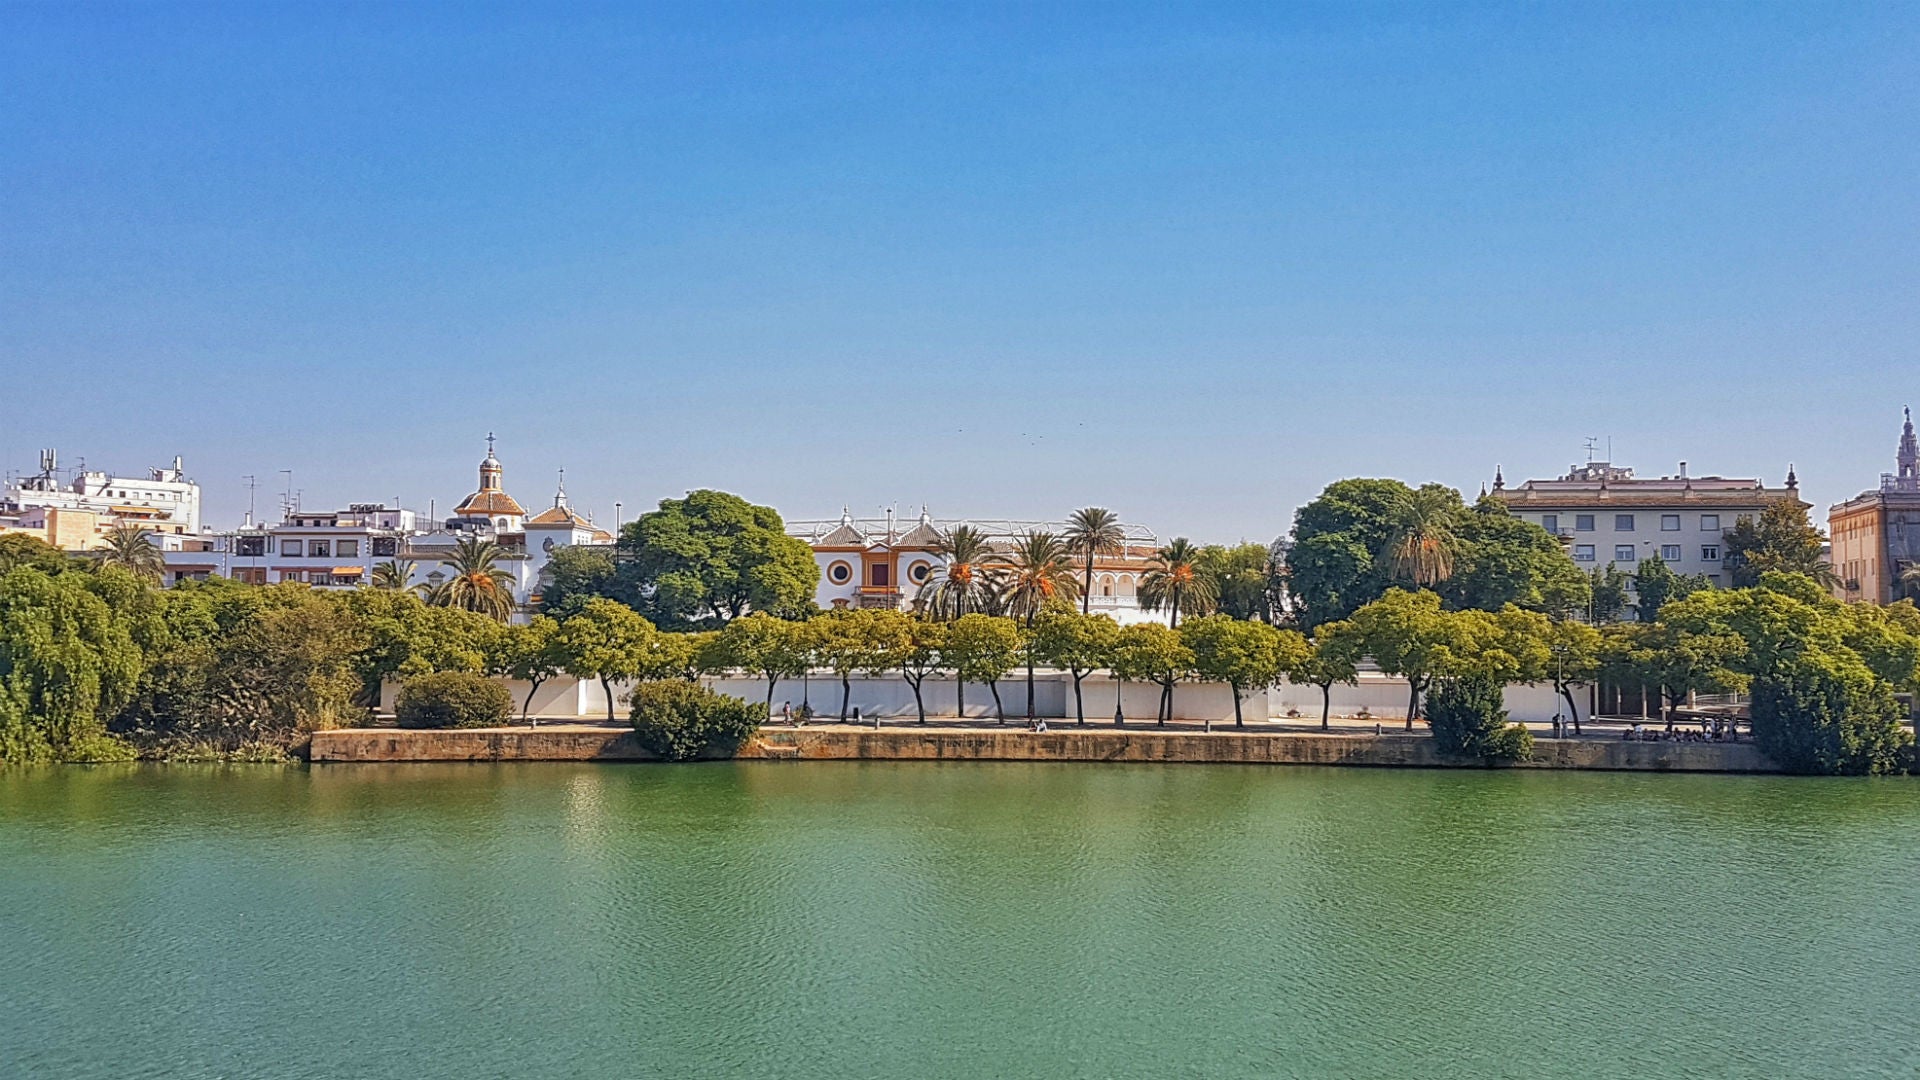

{"left": 917, "top": 525, "right": 1002, "bottom": 620}
{"left": 1138, "top": 537, "right": 1216, "bottom": 629}
{"left": 432, "top": 536, "right": 518, "bottom": 621}
{"left": 1063, "top": 507, "right": 1127, "bottom": 614}
{"left": 998, "top": 531, "right": 1083, "bottom": 721}
{"left": 1386, "top": 486, "right": 1460, "bottom": 587}
{"left": 371, "top": 558, "right": 418, "bottom": 593}
{"left": 96, "top": 522, "right": 164, "bottom": 582}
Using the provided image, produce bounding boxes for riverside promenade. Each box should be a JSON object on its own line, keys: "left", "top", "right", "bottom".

{"left": 309, "top": 717, "right": 1778, "bottom": 773}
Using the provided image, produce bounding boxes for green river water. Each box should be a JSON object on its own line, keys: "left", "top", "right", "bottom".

{"left": 3, "top": 762, "right": 1917, "bottom": 1080}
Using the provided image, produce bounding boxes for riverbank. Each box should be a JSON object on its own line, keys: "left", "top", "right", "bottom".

{"left": 309, "top": 721, "right": 1779, "bottom": 772}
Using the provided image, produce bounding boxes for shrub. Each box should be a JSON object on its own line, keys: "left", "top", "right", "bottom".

{"left": 630, "top": 681, "right": 760, "bottom": 761}
{"left": 1751, "top": 655, "right": 1912, "bottom": 775}
{"left": 1425, "top": 674, "right": 1532, "bottom": 764}
{"left": 395, "top": 672, "right": 512, "bottom": 730}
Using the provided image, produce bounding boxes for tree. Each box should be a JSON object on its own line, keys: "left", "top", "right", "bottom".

{"left": 1539, "top": 614, "right": 1602, "bottom": 734}
{"left": 395, "top": 672, "right": 511, "bottom": 729}
{"left": 1589, "top": 563, "right": 1632, "bottom": 624}
{"left": 1139, "top": 537, "right": 1217, "bottom": 628}
{"left": 945, "top": 613, "right": 1021, "bottom": 722}
{"left": 617, "top": 489, "right": 819, "bottom": 627}
{"left": 1750, "top": 652, "right": 1912, "bottom": 775}
{"left": 1601, "top": 621, "right": 1743, "bottom": 730}
{"left": 1195, "top": 543, "right": 1282, "bottom": 622}
{"left": 1425, "top": 674, "right": 1533, "bottom": 763}
{"left": 630, "top": 681, "right": 761, "bottom": 762}
{"left": 1286, "top": 478, "right": 1410, "bottom": 631}
{"left": 497, "top": 615, "right": 566, "bottom": 719}
{"left": 1108, "top": 623, "right": 1175, "bottom": 726}
{"left": 997, "top": 532, "right": 1080, "bottom": 719}
{"left": 0, "top": 568, "right": 145, "bottom": 762}
{"left": 1386, "top": 485, "right": 1463, "bottom": 588}
{"left": 1182, "top": 615, "right": 1283, "bottom": 731}
{"left": 918, "top": 525, "right": 1001, "bottom": 620}
{"left": 892, "top": 617, "right": 948, "bottom": 724}
{"left": 1444, "top": 498, "right": 1591, "bottom": 616}
{"left": 555, "top": 597, "right": 660, "bottom": 722}
{"left": 370, "top": 559, "right": 417, "bottom": 593}
{"left": 96, "top": 523, "right": 165, "bottom": 583}
{"left": 1064, "top": 507, "right": 1127, "bottom": 614}
{"left": 810, "top": 609, "right": 907, "bottom": 722}
{"left": 707, "top": 612, "right": 809, "bottom": 720}
{"left": 1343, "top": 589, "right": 1485, "bottom": 729}
{"left": 1632, "top": 554, "right": 1710, "bottom": 623}
{"left": 537, "top": 544, "right": 620, "bottom": 615}
{"left": 1723, "top": 499, "right": 1834, "bottom": 588}
{"left": 433, "top": 536, "right": 519, "bottom": 621}
{"left": 0, "top": 534, "right": 73, "bottom": 576}
{"left": 1030, "top": 609, "right": 1119, "bottom": 726}
{"left": 1287, "top": 623, "right": 1361, "bottom": 731}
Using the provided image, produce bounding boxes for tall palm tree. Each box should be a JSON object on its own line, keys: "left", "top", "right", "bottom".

{"left": 1138, "top": 537, "right": 1216, "bottom": 629}
{"left": 917, "top": 525, "right": 1001, "bottom": 620}
{"left": 96, "top": 522, "right": 164, "bottom": 582}
{"left": 1386, "top": 486, "right": 1460, "bottom": 587}
{"left": 999, "top": 531, "right": 1083, "bottom": 720}
{"left": 1063, "top": 507, "right": 1127, "bottom": 614}
{"left": 371, "top": 558, "right": 418, "bottom": 593}
{"left": 433, "top": 536, "right": 518, "bottom": 621}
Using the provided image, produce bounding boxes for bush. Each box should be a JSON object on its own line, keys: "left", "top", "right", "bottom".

{"left": 395, "top": 672, "right": 512, "bottom": 730}
{"left": 1426, "top": 674, "right": 1532, "bottom": 764}
{"left": 630, "top": 680, "right": 760, "bottom": 761}
{"left": 1751, "top": 656, "right": 1913, "bottom": 776}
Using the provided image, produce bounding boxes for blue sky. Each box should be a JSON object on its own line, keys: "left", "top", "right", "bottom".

{"left": 3, "top": 3, "right": 1915, "bottom": 541}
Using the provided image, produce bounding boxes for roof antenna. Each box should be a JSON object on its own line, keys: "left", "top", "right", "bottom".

{"left": 1583, "top": 436, "right": 1599, "bottom": 463}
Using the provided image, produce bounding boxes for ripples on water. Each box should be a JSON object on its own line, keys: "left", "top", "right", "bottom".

{"left": 2, "top": 763, "right": 1918, "bottom": 1080}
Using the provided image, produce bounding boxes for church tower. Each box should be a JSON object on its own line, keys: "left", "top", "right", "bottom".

{"left": 451, "top": 432, "right": 527, "bottom": 531}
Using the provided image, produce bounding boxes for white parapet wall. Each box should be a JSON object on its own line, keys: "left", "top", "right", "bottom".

{"left": 402, "top": 670, "right": 1586, "bottom": 726}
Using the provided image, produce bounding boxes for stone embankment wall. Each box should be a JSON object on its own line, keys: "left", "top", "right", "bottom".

{"left": 310, "top": 726, "right": 1778, "bottom": 773}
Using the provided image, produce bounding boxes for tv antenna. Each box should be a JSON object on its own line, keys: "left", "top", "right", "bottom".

{"left": 1583, "top": 437, "right": 1599, "bottom": 463}
{"left": 242, "top": 475, "right": 257, "bottom": 527}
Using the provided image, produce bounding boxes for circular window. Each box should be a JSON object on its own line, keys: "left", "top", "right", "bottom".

{"left": 908, "top": 561, "right": 931, "bottom": 585}
{"left": 827, "top": 561, "right": 853, "bottom": 585}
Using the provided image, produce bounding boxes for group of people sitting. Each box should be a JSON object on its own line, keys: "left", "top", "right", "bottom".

{"left": 1620, "top": 720, "right": 1739, "bottom": 742}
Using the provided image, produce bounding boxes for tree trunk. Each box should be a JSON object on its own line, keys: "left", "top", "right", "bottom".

{"left": 602, "top": 678, "right": 617, "bottom": 723}
{"left": 522, "top": 679, "right": 542, "bottom": 720}
{"left": 1320, "top": 684, "right": 1332, "bottom": 731}
{"left": 989, "top": 681, "right": 1005, "bottom": 724}
{"left": 1405, "top": 681, "right": 1419, "bottom": 730}
{"left": 839, "top": 674, "right": 850, "bottom": 721}
{"left": 1157, "top": 681, "right": 1171, "bottom": 728}
{"left": 956, "top": 680, "right": 965, "bottom": 721}
{"left": 764, "top": 679, "right": 776, "bottom": 722}
{"left": 1230, "top": 684, "right": 1243, "bottom": 730}
{"left": 910, "top": 679, "right": 926, "bottom": 724}
{"left": 1082, "top": 556, "right": 1094, "bottom": 614}
{"left": 1559, "top": 683, "right": 1581, "bottom": 736}
{"left": 1026, "top": 657, "right": 1035, "bottom": 720}
{"left": 1072, "top": 674, "right": 1085, "bottom": 726}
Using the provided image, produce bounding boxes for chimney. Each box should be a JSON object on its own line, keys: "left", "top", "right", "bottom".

{"left": 1679, "top": 461, "right": 1687, "bottom": 479}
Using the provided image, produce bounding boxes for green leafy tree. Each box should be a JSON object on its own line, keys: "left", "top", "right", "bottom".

{"left": 1750, "top": 652, "right": 1912, "bottom": 775}
{"left": 1287, "top": 622, "right": 1361, "bottom": 731}
{"left": 1723, "top": 499, "right": 1834, "bottom": 588}
{"left": 617, "top": 490, "right": 819, "bottom": 627}
{"left": 1425, "top": 674, "right": 1533, "bottom": 763}
{"left": 1588, "top": 563, "right": 1633, "bottom": 624}
{"left": 432, "top": 536, "right": 520, "bottom": 621}
{"left": 0, "top": 534, "right": 74, "bottom": 576}
{"left": 537, "top": 544, "right": 620, "bottom": 615}
{"left": 918, "top": 525, "right": 1001, "bottom": 620}
{"left": 1112, "top": 622, "right": 1191, "bottom": 727}
{"left": 1445, "top": 498, "right": 1591, "bottom": 616}
{"left": 945, "top": 613, "right": 1022, "bottom": 722}
{"left": 892, "top": 617, "right": 947, "bottom": 724}
{"left": 1286, "top": 478, "right": 1410, "bottom": 630}
{"left": 497, "top": 615, "right": 566, "bottom": 719}
{"left": 1030, "top": 609, "right": 1120, "bottom": 726}
{"left": 0, "top": 568, "right": 145, "bottom": 762}
{"left": 630, "top": 680, "right": 761, "bottom": 761}
{"left": 1600, "top": 621, "right": 1744, "bottom": 729}
{"left": 1344, "top": 589, "right": 1487, "bottom": 729}
{"left": 555, "top": 597, "right": 661, "bottom": 722}
{"left": 810, "top": 609, "right": 909, "bottom": 722}
{"left": 96, "top": 523, "right": 165, "bottom": 583}
{"left": 1064, "top": 507, "right": 1128, "bottom": 614}
{"left": 1182, "top": 614, "right": 1283, "bottom": 730}
{"left": 1631, "top": 554, "right": 1710, "bottom": 623}
{"left": 708, "top": 612, "right": 810, "bottom": 719}
{"left": 1195, "top": 542, "right": 1282, "bottom": 622}
{"left": 395, "top": 671, "right": 511, "bottom": 729}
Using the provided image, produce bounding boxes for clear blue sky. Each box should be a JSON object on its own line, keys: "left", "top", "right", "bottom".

{"left": 3, "top": 3, "right": 1915, "bottom": 540}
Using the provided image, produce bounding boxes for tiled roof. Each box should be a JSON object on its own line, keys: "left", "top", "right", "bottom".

{"left": 454, "top": 490, "right": 527, "bottom": 517}
{"left": 525, "top": 505, "right": 590, "bottom": 527}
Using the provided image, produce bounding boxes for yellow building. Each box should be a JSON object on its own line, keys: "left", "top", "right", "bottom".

{"left": 1829, "top": 409, "right": 1920, "bottom": 604}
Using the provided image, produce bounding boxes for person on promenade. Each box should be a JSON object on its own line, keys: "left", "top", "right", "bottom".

{"left": 780, "top": 701, "right": 793, "bottom": 725}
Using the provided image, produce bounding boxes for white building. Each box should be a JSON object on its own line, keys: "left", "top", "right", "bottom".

{"left": 1492, "top": 460, "right": 1803, "bottom": 594}
{"left": 5, "top": 448, "right": 201, "bottom": 538}
{"left": 786, "top": 508, "right": 1170, "bottom": 624}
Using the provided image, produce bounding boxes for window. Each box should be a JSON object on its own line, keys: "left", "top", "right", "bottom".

{"left": 1701, "top": 514, "right": 1721, "bottom": 531}
{"left": 233, "top": 568, "right": 267, "bottom": 585}
{"left": 1575, "top": 515, "right": 1595, "bottom": 532}
{"left": 1702, "top": 545, "right": 1721, "bottom": 562}
{"left": 1615, "top": 545, "right": 1637, "bottom": 562}
{"left": 1540, "top": 514, "right": 1558, "bottom": 534}
{"left": 307, "top": 539, "right": 330, "bottom": 558}
{"left": 1661, "top": 545, "right": 1682, "bottom": 561}
{"left": 871, "top": 563, "right": 890, "bottom": 588}
{"left": 1573, "top": 545, "right": 1596, "bottom": 562}
{"left": 372, "top": 537, "right": 398, "bottom": 557}
{"left": 280, "top": 539, "right": 302, "bottom": 557}
{"left": 1615, "top": 514, "right": 1636, "bottom": 532}
{"left": 1661, "top": 515, "right": 1681, "bottom": 531}
{"left": 908, "top": 561, "right": 931, "bottom": 585}
{"left": 827, "top": 560, "right": 852, "bottom": 585}
{"left": 235, "top": 536, "right": 265, "bottom": 557}
{"left": 336, "top": 540, "right": 359, "bottom": 557}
